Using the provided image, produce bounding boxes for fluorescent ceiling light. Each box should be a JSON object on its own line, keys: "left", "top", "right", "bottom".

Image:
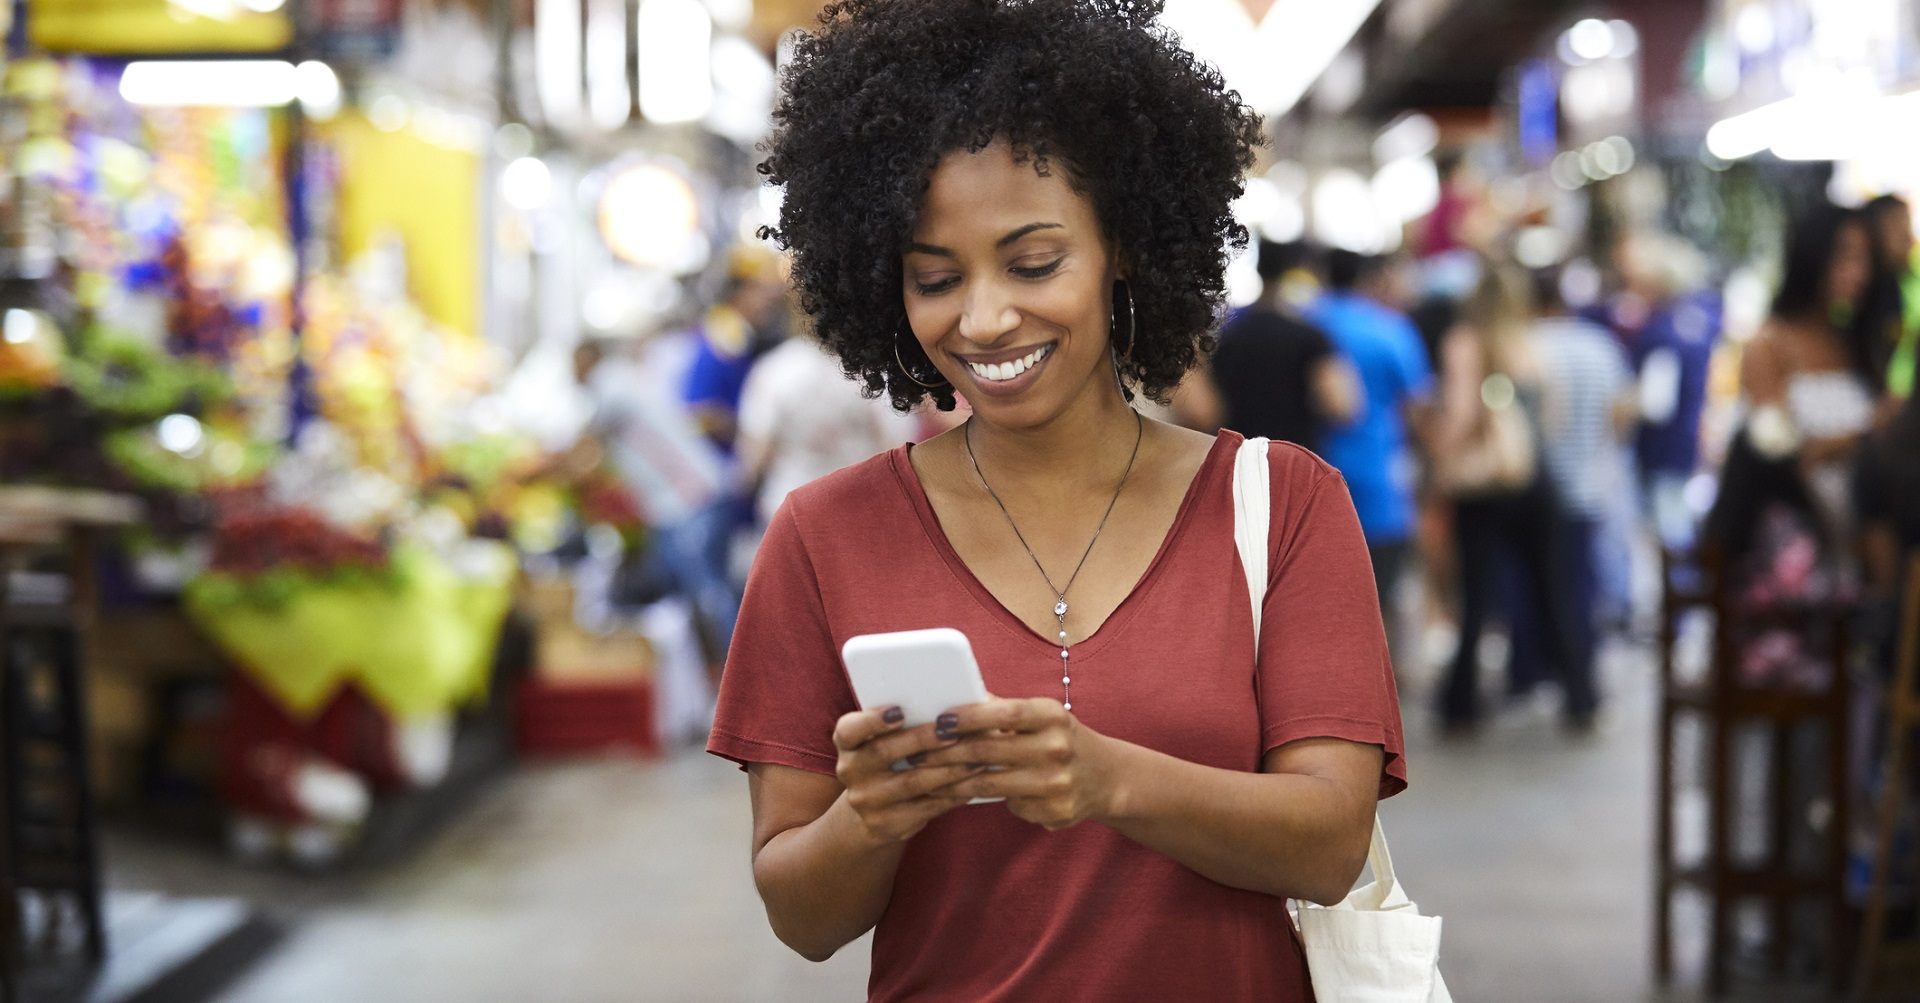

{"left": 1707, "top": 88, "right": 1920, "bottom": 163}
{"left": 119, "top": 61, "right": 298, "bottom": 107}
{"left": 295, "top": 60, "right": 340, "bottom": 117}
{"left": 1159, "top": 0, "right": 1385, "bottom": 117}
{"left": 536, "top": 0, "right": 584, "bottom": 127}
{"left": 1705, "top": 101, "right": 1778, "bottom": 160}
{"left": 587, "top": 0, "right": 630, "bottom": 130}
{"left": 638, "top": 0, "right": 713, "bottom": 124}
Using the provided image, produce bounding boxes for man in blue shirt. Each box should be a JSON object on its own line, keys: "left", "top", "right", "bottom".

{"left": 1308, "top": 250, "right": 1434, "bottom": 676}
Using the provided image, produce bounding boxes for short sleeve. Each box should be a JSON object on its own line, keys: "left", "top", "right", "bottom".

{"left": 706, "top": 497, "right": 856, "bottom": 776}
{"left": 1257, "top": 457, "right": 1408, "bottom": 799}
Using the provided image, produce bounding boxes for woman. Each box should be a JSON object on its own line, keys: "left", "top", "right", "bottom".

{"left": 1430, "top": 259, "right": 1598, "bottom": 732}
{"left": 706, "top": 1, "right": 1407, "bottom": 998}
{"left": 1733, "top": 204, "right": 1881, "bottom": 537}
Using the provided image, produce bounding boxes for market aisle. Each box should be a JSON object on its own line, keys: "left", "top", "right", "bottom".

{"left": 175, "top": 756, "right": 874, "bottom": 1002}
{"left": 107, "top": 642, "right": 1677, "bottom": 1002}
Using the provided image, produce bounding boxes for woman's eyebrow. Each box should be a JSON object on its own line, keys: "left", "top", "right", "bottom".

{"left": 995, "top": 222, "right": 1064, "bottom": 247}
{"left": 904, "top": 222, "right": 1066, "bottom": 258}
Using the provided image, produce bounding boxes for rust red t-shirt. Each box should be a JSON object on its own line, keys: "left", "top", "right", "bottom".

{"left": 709, "top": 429, "right": 1408, "bottom": 1002}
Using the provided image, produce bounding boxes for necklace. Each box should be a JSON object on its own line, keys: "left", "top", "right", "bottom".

{"left": 964, "top": 409, "right": 1145, "bottom": 711}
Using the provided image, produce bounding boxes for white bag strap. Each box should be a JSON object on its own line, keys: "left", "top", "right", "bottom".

{"left": 1232, "top": 436, "right": 1420, "bottom": 914}
{"left": 1354, "top": 815, "right": 1412, "bottom": 911}
{"left": 1231, "top": 436, "right": 1271, "bottom": 656}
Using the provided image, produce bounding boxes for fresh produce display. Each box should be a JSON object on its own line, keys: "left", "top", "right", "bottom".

{"left": 64, "top": 329, "right": 229, "bottom": 418}
{"left": 0, "top": 55, "right": 587, "bottom": 861}
{"left": 206, "top": 506, "right": 389, "bottom": 580}
{"left": 185, "top": 541, "right": 516, "bottom": 720}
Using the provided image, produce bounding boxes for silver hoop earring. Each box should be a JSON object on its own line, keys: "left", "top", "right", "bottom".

{"left": 1111, "top": 281, "right": 1136, "bottom": 361}
{"left": 894, "top": 319, "right": 950, "bottom": 390}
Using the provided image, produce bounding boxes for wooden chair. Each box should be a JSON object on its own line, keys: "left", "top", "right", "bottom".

{"left": 1655, "top": 546, "right": 1854, "bottom": 996}
{"left": 1853, "top": 552, "right": 1920, "bottom": 997}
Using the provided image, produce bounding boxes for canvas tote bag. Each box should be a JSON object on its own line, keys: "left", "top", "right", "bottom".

{"left": 1233, "top": 436, "right": 1451, "bottom": 1003}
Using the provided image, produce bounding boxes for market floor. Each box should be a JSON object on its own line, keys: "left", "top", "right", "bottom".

{"left": 102, "top": 640, "right": 1758, "bottom": 1002}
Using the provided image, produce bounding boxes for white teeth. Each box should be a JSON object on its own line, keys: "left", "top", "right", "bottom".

{"left": 967, "top": 345, "right": 1051, "bottom": 383}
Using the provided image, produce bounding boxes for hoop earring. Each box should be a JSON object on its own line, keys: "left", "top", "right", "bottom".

{"left": 894, "top": 318, "right": 950, "bottom": 390}
{"left": 1111, "top": 280, "right": 1136, "bottom": 361}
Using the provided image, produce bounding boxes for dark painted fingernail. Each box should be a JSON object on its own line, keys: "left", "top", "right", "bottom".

{"left": 882, "top": 706, "right": 905, "bottom": 725}
{"left": 906, "top": 752, "right": 927, "bottom": 767}
{"left": 935, "top": 713, "right": 959, "bottom": 739}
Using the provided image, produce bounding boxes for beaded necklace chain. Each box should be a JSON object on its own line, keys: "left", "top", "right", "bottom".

{"left": 963, "top": 411, "right": 1144, "bottom": 710}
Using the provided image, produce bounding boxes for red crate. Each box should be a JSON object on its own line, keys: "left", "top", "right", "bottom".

{"left": 514, "top": 677, "right": 658, "bottom": 757}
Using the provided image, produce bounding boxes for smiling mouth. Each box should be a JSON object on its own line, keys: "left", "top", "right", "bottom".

{"left": 962, "top": 344, "right": 1054, "bottom": 383}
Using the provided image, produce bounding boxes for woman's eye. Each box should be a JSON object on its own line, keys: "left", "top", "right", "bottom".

{"left": 913, "top": 277, "right": 959, "bottom": 295}
{"left": 1012, "top": 258, "right": 1064, "bottom": 279}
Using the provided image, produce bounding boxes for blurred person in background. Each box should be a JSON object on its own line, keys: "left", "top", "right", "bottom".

{"left": 1616, "top": 230, "right": 1721, "bottom": 552}
{"left": 1207, "top": 238, "right": 1356, "bottom": 452}
{"left": 1272, "top": 238, "right": 1325, "bottom": 312}
{"left": 1732, "top": 203, "right": 1881, "bottom": 538}
{"left": 1416, "top": 151, "right": 1474, "bottom": 262}
{"left": 1308, "top": 249, "right": 1434, "bottom": 677}
{"left": 1504, "top": 265, "right": 1632, "bottom": 708}
{"left": 569, "top": 336, "right": 742, "bottom": 669}
{"left": 1431, "top": 259, "right": 1598, "bottom": 733}
{"left": 1864, "top": 194, "right": 1917, "bottom": 400}
{"left": 682, "top": 245, "right": 794, "bottom": 586}
{"left": 735, "top": 322, "right": 921, "bottom": 529}
{"left": 1699, "top": 204, "right": 1884, "bottom": 702}
{"left": 682, "top": 245, "right": 793, "bottom": 452}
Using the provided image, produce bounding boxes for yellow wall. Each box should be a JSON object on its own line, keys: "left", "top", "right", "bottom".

{"left": 325, "top": 111, "right": 480, "bottom": 339}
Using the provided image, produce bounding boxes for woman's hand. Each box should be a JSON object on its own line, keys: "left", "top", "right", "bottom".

{"left": 832, "top": 706, "right": 985, "bottom": 847}
{"left": 916, "top": 698, "right": 1120, "bottom": 831}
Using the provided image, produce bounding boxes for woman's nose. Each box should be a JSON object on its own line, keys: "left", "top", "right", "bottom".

{"left": 957, "top": 283, "right": 1020, "bottom": 344}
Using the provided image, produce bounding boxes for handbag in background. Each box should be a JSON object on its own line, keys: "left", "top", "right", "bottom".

{"left": 1433, "top": 372, "right": 1536, "bottom": 498}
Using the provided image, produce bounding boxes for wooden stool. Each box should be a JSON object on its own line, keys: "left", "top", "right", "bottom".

{"left": 1655, "top": 547, "right": 1854, "bottom": 996}
{"left": 0, "top": 488, "right": 137, "bottom": 1000}
{"left": 1852, "top": 553, "right": 1920, "bottom": 997}
{"left": 2, "top": 604, "right": 106, "bottom": 966}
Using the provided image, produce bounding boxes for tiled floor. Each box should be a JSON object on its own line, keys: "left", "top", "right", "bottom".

{"left": 99, "top": 641, "right": 1746, "bottom": 1002}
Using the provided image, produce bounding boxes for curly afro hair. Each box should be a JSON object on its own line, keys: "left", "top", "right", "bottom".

{"left": 758, "top": 0, "right": 1263, "bottom": 412}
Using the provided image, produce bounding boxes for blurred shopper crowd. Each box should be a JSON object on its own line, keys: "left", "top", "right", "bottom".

{"left": 546, "top": 246, "right": 956, "bottom": 739}
{"left": 551, "top": 184, "right": 1920, "bottom": 751}
{"left": 1187, "top": 189, "right": 1917, "bottom": 742}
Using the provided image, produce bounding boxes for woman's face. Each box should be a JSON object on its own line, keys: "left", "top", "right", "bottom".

{"left": 1827, "top": 220, "right": 1872, "bottom": 309}
{"left": 902, "top": 140, "right": 1121, "bottom": 429}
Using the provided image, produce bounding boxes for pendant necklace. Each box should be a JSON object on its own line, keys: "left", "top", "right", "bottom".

{"left": 964, "top": 409, "right": 1144, "bottom": 711}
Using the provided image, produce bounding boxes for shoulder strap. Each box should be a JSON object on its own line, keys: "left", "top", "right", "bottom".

{"left": 1235, "top": 436, "right": 1420, "bottom": 910}
{"left": 1231, "top": 437, "right": 1271, "bottom": 653}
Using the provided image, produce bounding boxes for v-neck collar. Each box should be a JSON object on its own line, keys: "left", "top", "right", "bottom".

{"left": 889, "top": 428, "right": 1236, "bottom": 664}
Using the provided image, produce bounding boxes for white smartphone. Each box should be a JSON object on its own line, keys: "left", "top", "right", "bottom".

{"left": 840, "top": 627, "right": 1001, "bottom": 804}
